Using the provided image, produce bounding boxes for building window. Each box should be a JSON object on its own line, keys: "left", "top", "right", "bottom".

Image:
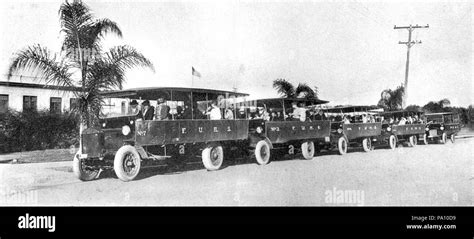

{"left": 50, "top": 97, "right": 62, "bottom": 114}
{"left": 0, "top": 95, "right": 8, "bottom": 113}
{"left": 70, "top": 98, "right": 79, "bottom": 111}
{"left": 23, "top": 96, "right": 37, "bottom": 111}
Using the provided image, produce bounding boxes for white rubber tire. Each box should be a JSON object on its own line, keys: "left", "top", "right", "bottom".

{"left": 73, "top": 152, "right": 99, "bottom": 181}
{"left": 114, "top": 145, "right": 141, "bottom": 182}
{"left": 422, "top": 134, "right": 428, "bottom": 145}
{"left": 338, "top": 137, "right": 347, "bottom": 155}
{"left": 440, "top": 132, "right": 447, "bottom": 144}
{"left": 362, "top": 138, "right": 372, "bottom": 152}
{"left": 254, "top": 140, "right": 271, "bottom": 165}
{"left": 409, "top": 136, "right": 417, "bottom": 147}
{"left": 202, "top": 145, "right": 224, "bottom": 171}
{"left": 301, "top": 141, "right": 315, "bottom": 160}
{"left": 450, "top": 134, "right": 455, "bottom": 143}
{"left": 388, "top": 135, "right": 397, "bottom": 150}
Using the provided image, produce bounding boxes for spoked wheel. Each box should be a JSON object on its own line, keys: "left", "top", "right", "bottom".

{"left": 388, "top": 135, "right": 397, "bottom": 150}
{"left": 114, "top": 145, "right": 141, "bottom": 182}
{"left": 450, "top": 134, "right": 456, "bottom": 143}
{"left": 73, "top": 152, "right": 99, "bottom": 181}
{"left": 439, "top": 132, "right": 447, "bottom": 144}
{"left": 408, "top": 135, "right": 417, "bottom": 147}
{"left": 362, "top": 138, "right": 373, "bottom": 152}
{"left": 338, "top": 137, "right": 347, "bottom": 155}
{"left": 301, "top": 141, "right": 315, "bottom": 160}
{"left": 422, "top": 134, "right": 429, "bottom": 145}
{"left": 254, "top": 140, "right": 271, "bottom": 165}
{"left": 202, "top": 145, "right": 224, "bottom": 171}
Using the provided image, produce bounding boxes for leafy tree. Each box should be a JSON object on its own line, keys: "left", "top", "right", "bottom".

{"left": 7, "top": 0, "right": 155, "bottom": 129}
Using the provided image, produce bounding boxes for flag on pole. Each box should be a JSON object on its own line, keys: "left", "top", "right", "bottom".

{"left": 192, "top": 67, "right": 201, "bottom": 77}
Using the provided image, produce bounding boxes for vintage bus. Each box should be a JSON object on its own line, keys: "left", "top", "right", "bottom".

{"left": 245, "top": 98, "right": 331, "bottom": 165}
{"left": 323, "top": 106, "right": 383, "bottom": 152}
{"left": 73, "top": 87, "right": 253, "bottom": 181}
{"left": 424, "top": 112, "right": 461, "bottom": 144}
{"left": 374, "top": 110, "right": 426, "bottom": 149}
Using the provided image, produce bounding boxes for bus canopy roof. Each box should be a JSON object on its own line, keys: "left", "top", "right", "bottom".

{"left": 101, "top": 87, "right": 249, "bottom": 99}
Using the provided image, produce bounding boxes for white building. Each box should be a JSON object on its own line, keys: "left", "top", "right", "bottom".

{"left": 0, "top": 76, "right": 80, "bottom": 114}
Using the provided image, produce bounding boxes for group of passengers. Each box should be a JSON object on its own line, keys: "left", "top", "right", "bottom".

{"left": 129, "top": 98, "right": 171, "bottom": 121}
{"left": 384, "top": 115, "right": 424, "bottom": 125}
{"left": 248, "top": 102, "right": 328, "bottom": 122}
{"left": 338, "top": 114, "right": 376, "bottom": 124}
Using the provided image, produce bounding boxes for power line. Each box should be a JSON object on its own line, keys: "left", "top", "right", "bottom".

{"left": 394, "top": 24, "right": 429, "bottom": 109}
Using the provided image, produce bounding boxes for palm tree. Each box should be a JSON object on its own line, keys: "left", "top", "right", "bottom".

{"left": 272, "top": 78, "right": 318, "bottom": 99}
{"left": 7, "top": 0, "right": 154, "bottom": 129}
{"left": 377, "top": 85, "right": 404, "bottom": 111}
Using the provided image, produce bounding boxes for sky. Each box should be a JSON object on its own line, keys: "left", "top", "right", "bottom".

{"left": 0, "top": 0, "right": 472, "bottom": 107}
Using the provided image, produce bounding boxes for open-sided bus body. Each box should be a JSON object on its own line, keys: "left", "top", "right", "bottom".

{"left": 245, "top": 98, "right": 331, "bottom": 164}
{"left": 374, "top": 110, "right": 426, "bottom": 149}
{"left": 424, "top": 112, "right": 461, "bottom": 144}
{"left": 75, "top": 87, "right": 251, "bottom": 182}
{"left": 323, "top": 106, "right": 383, "bottom": 153}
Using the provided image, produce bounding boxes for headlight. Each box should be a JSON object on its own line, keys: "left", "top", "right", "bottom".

{"left": 337, "top": 128, "right": 343, "bottom": 134}
{"left": 425, "top": 127, "right": 429, "bottom": 131}
{"left": 386, "top": 127, "right": 391, "bottom": 132}
{"left": 130, "top": 120, "right": 134, "bottom": 125}
{"left": 440, "top": 126, "right": 444, "bottom": 130}
{"left": 102, "top": 122, "right": 106, "bottom": 127}
{"left": 256, "top": 127, "right": 263, "bottom": 134}
{"left": 122, "top": 125, "right": 131, "bottom": 135}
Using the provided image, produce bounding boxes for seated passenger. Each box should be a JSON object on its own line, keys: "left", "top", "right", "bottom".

{"left": 361, "top": 114, "right": 368, "bottom": 123}
{"left": 406, "top": 115, "right": 413, "bottom": 124}
{"left": 128, "top": 100, "right": 140, "bottom": 115}
{"left": 224, "top": 106, "right": 234, "bottom": 120}
{"left": 270, "top": 111, "right": 277, "bottom": 121}
{"left": 138, "top": 100, "right": 155, "bottom": 120}
{"left": 206, "top": 101, "right": 222, "bottom": 120}
{"left": 413, "top": 115, "right": 422, "bottom": 123}
{"left": 275, "top": 111, "right": 284, "bottom": 121}
{"left": 289, "top": 102, "right": 306, "bottom": 122}
{"left": 343, "top": 115, "right": 351, "bottom": 124}
{"left": 398, "top": 117, "right": 407, "bottom": 125}
{"left": 155, "top": 98, "right": 170, "bottom": 120}
{"left": 313, "top": 109, "right": 327, "bottom": 121}
{"left": 368, "top": 115, "right": 375, "bottom": 123}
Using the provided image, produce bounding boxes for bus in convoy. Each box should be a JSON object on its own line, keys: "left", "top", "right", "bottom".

{"left": 424, "top": 112, "right": 461, "bottom": 144}
{"left": 375, "top": 110, "right": 426, "bottom": 149}
{"left": 72, "top": 86, "right": 464, "bottom": 182}
{"left": 246, "top": 98, "right": 330, "bottom": 165}
{"left": 73, "top": 87, "right": 253, "bottom": 181}
{"left": 323, "top": 106, "right": 383, "bottom": 153}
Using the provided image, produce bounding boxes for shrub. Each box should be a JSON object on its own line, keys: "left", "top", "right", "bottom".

{"left": 0, "top": 109, "right": 79, "bottom": 153}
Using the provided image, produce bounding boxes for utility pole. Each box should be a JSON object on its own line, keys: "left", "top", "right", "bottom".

{"left": 394, "top": 24, "right": 429, "bottom": 108}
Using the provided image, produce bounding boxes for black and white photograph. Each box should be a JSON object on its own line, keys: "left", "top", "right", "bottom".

{"left": 0, "top": 0, "right": 473, "bottom": 235}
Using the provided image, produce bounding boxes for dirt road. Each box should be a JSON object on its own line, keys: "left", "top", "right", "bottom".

{"left": 1, "top": 138, "right": 472, "bottom": 206}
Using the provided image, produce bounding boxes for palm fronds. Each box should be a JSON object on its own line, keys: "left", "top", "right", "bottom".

{"left": 7, "top": 44, "right": 75, "bottom": 91}
{"left": 273, "top": 79, "right": 295, "bottom": 98}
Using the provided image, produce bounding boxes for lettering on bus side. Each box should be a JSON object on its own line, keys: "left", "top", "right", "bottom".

{"left": 270, "top": 127, "right": 280, "bottom": 132}
{"left": 288, "top": 145, "right": 295, "bottom": 155}
{"left": 136, "top": 130, "right": 147, "bottom": 136}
